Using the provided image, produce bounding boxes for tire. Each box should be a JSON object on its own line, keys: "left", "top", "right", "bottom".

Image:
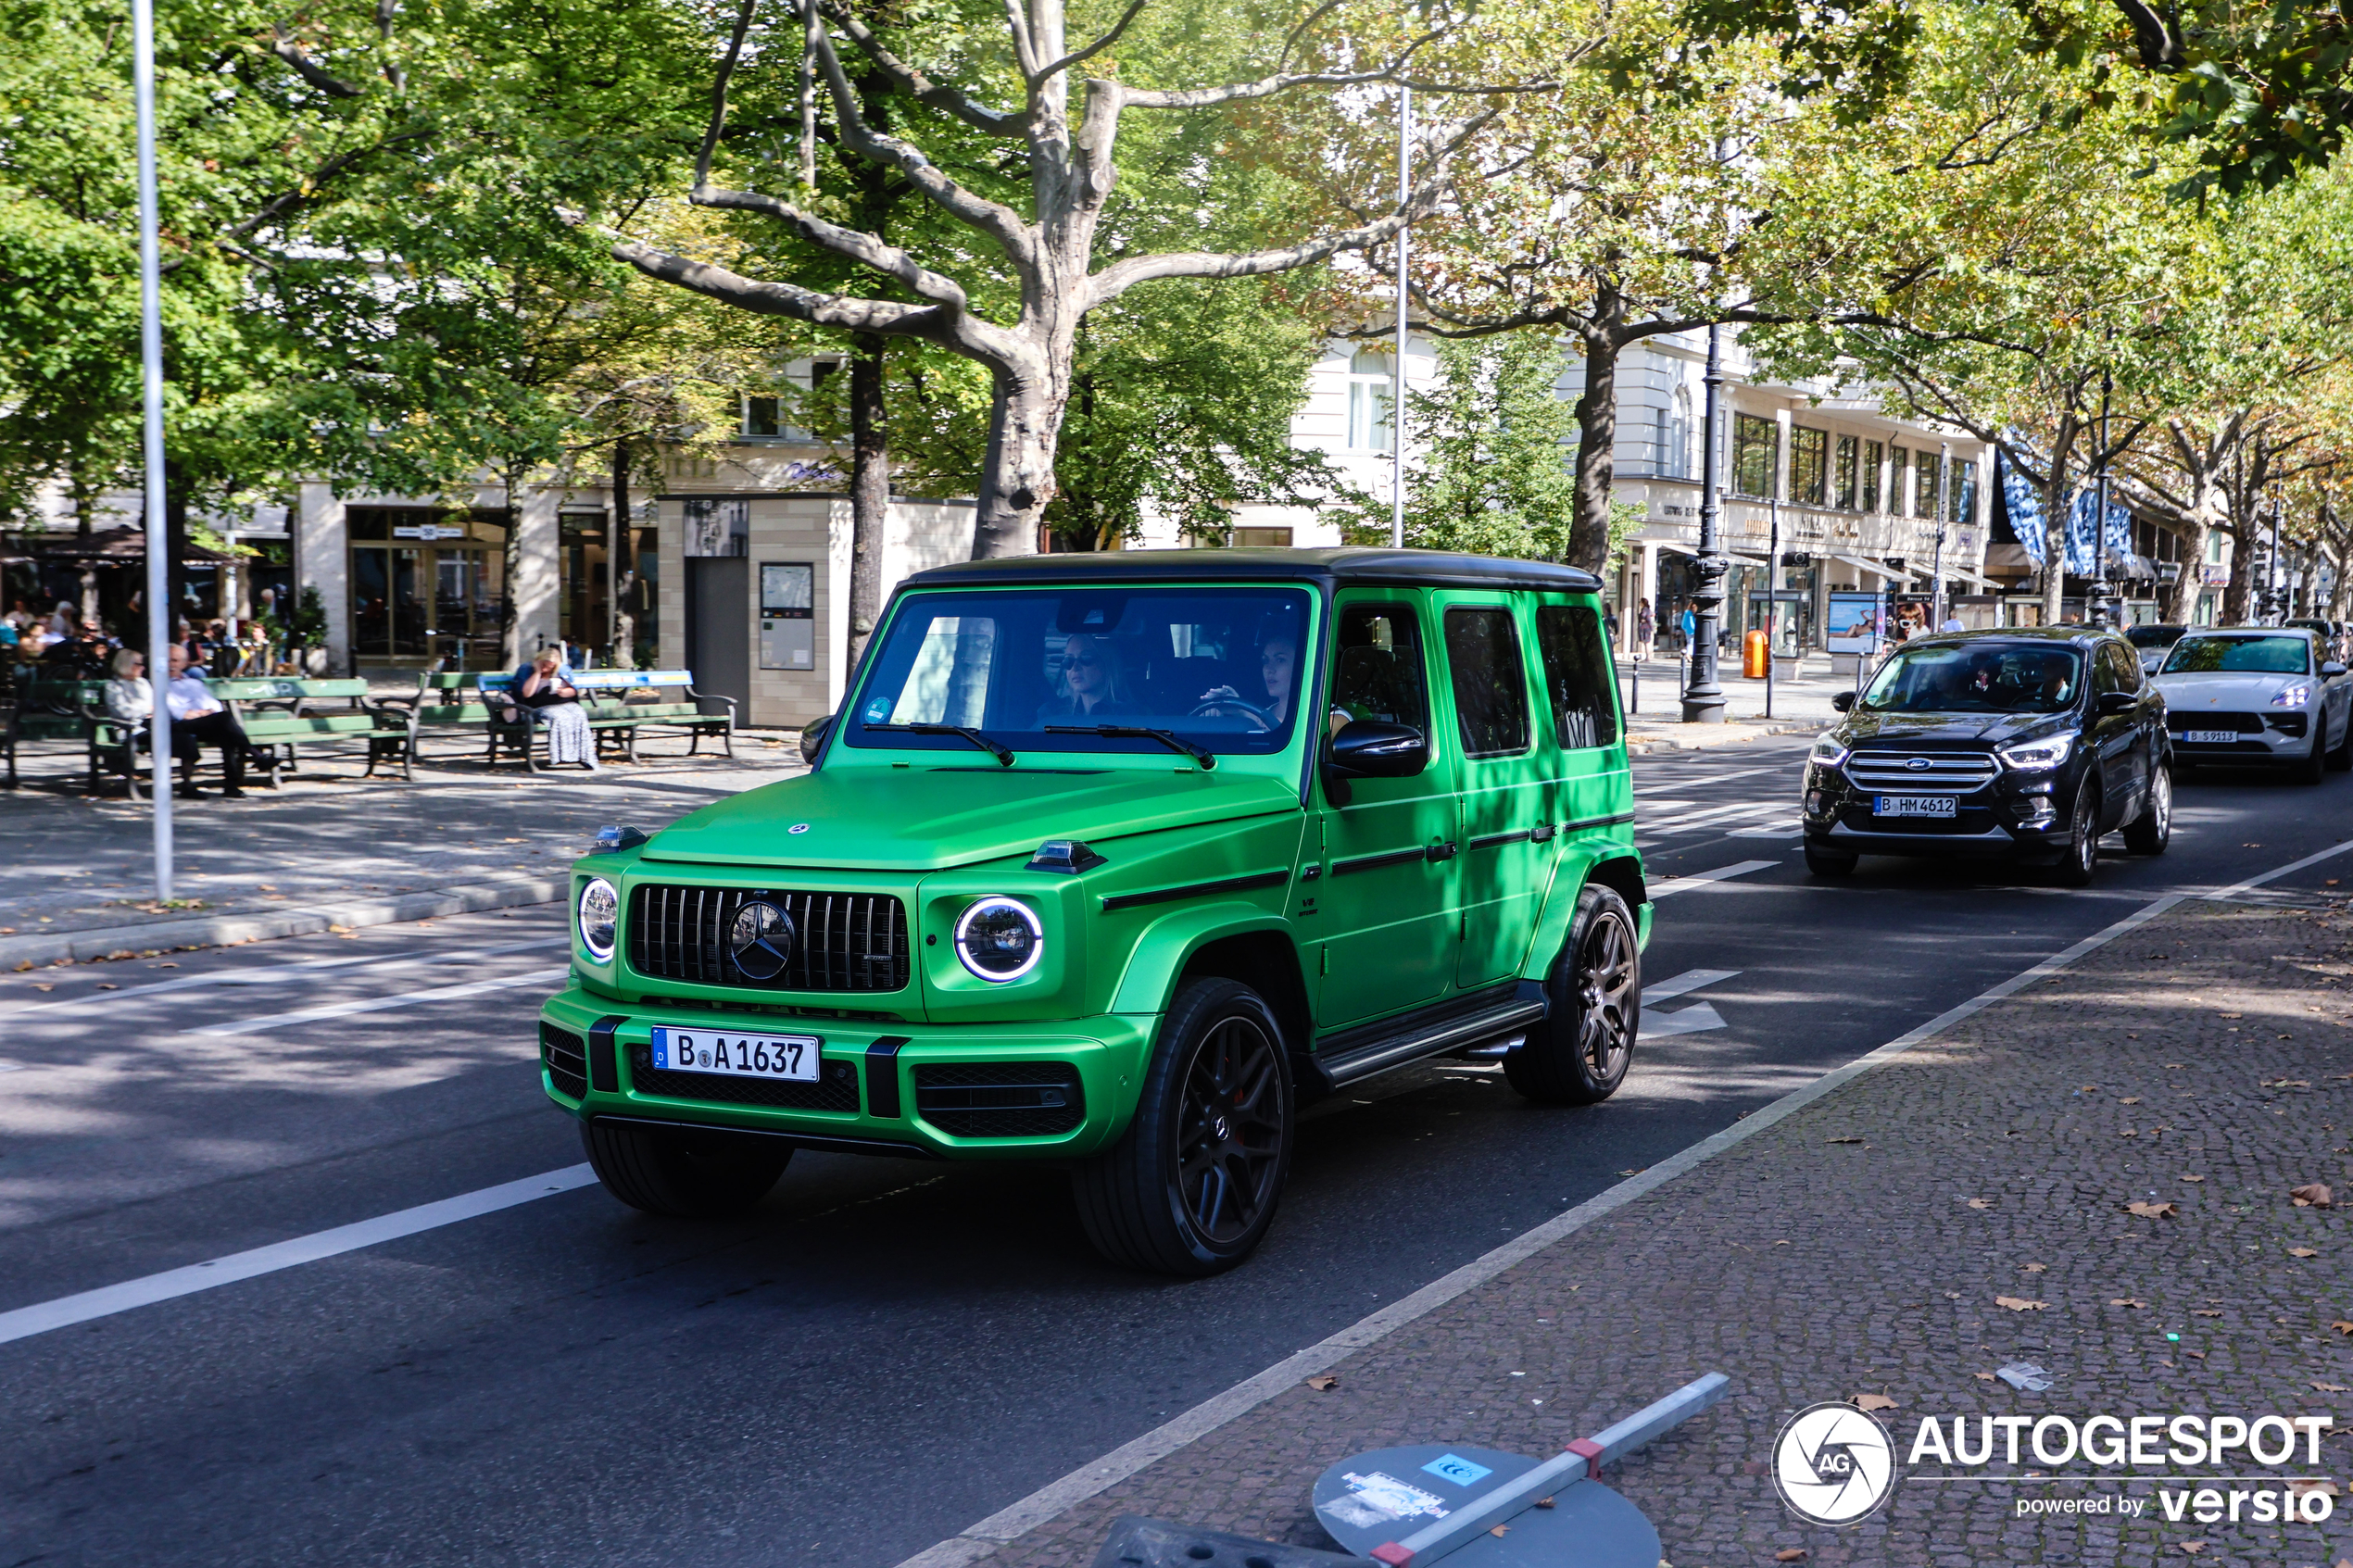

{"left": 580, "top": 1119, "right": 791, "bottom": 1217}
{"left": 2296, "top": 723, "right": 2329, "bottom": 785}
{"left": 2122, "top": 765, "right": 2171, "bottom": 855}
{"left": 2052, "top": 779, "right": 2100, "bottom": 887}
{"left": 1505, "top": 884, "right": 1642, "bottom": 1105}
{"left": 1804, "top": 842, "right": 1858, "bottom": 877}
{"left": 1073, "top": 978, "right": 1294, "bottom": 1277}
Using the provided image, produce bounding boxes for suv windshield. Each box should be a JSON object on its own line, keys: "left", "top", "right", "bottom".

{"left": 845, "top": 585, "right": 1313, "bottom": 759}
{"left": 1858, "top": 644, "right": 2083, "bottom": 714}
{"left": 2124, "top": 625, "right": 2183, "bottom": 649}
{"left": 2159, "top": 634, "right": 2311, "bottom": 675}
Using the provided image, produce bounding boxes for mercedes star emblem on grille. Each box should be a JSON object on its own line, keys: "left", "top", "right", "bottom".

{"left": 729, "top": 899, "right": 797, "bottom": 980}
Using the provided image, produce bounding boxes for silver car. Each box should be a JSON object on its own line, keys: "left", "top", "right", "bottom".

{"left": 2153, "top": 628, "right": 2352, "bottom": 783}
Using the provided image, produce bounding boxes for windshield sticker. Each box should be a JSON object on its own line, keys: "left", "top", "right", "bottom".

{"left": 1338, "top": 1472, "right": 1451, "bottom": 1522}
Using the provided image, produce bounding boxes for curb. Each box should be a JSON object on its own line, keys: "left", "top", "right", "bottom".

{"left": 0, "top": 876, "right": 567, "bottom": 968}
{"left": 1623, "top": 718, "right": 1820, "bottom": 754}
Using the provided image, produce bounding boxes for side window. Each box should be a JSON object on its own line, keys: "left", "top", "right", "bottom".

{"left": 1535, "top": 604, "right": 1620, "bottom": 749}
{"left": 1443, "top": 607, "right": 1531, "bottom": 759}
{"left": 2106, "top": 642, "right": 2143, "bottom": 692}
{"left": 2092, "top": 646, "right": 2120, "bottom": 696}
{"left": 1329, "top": 603, "right": 1431, "bottom": 746}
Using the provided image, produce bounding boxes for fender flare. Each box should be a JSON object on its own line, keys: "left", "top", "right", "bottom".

{"left": 1109, "top": 901, "right": 1298, "bottom": 1017}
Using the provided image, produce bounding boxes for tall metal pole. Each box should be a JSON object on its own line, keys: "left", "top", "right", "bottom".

{"left": 1765, "top": 495, "right": 1779, "bottom": 720}
{"left": 1390, "top": 86, "right": 1410, "bottom": 550}
{"left": 2090, "top": 372, "right": 2112, "bottom": 628}
{"left": 2270, "top": 494, "right": 2283, "bottom": 624}
{"left": 1932, "top": 440, "right": 1950, "bottom": 632}
{"left": 1682, "top": 325, "right": 1727, "bottom": 722}
{"left": 133, "top": 0, "right": 173, "bottom": 897}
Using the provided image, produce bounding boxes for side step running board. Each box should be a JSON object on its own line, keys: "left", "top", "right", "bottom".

{"left": 1317, "top": 999, "right": 1547, "bottom": 1087}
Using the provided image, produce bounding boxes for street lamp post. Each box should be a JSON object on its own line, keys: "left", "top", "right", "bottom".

{"left": 133, "top": 0, "right": 172, "bottom": 898}
{"left": 1931, "top": 439, "right": 1950, "bottom": 633}
{"left": 1390, "top": 86, "right": 1409, "bottom": 551}
{"left": 1682, "top": 325, "right": 1727, "bottom": 722}
{"left": 2269, "top": 494, "right": 2284, "bottom": 624}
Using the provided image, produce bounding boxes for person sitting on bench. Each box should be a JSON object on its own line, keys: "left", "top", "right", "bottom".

{"left": 166, "top": 643, "right": 256, "bottom": 797}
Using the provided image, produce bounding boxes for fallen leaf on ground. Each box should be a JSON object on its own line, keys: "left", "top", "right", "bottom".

{"left": 2109, "top": 1298, "right": 2149, "bottom": 1309}
{"left": 2311, "top": 1383, "right": 2351, "bottom": 1394}
{"left": 2120, "top": 1129, "right": 2140, "bottom": 1137}
{"left": 1967, "top": 1198, "right": 1992, "bottom": 1210}
{"left": 2292, "top": 1183, "right": 2334, "bottom": 1208}
{"left": 31, "top": 983, "right": 51, "bottom": 992}
{"left": 1305, "top": 1374, "right": 1339, "bottom": 1391}
{"left": 2291, "top": 1478, "right": 2339, "bottom": 1498}
{"left": 2020, "top": 1262, "right": 2048, "bottom": 1273}
{"left": 1975, "top": 1373, "right": 1995, "bottom": 1381}
{"left": 2331, "top": 1321, "right": 2353, "bottom": 1336}
{"left": 2126, "top": 1201, "right": 2180, "bottom": 1219}
{"left": 1825, "top": 1136, "right": 1864, "bottom": 1145}
{"left": 2291, "top": 1248, "right": 2322, "bottom": 1258}
{"left": 1775, "top": 1552, "right": 1808, "bottom": 1563}
{"left": 2182, "top": 1174, "right": 2205, "bottom": 1183}
{"left": 94, "top": 983, "right": 116, "bottom": 991}
{"left": 2180, "top": 1543, "right": 2206, "bottom": 1556}
{"left": 1995, "top": 1297, "right": 2048, "bottom": 1311}
{"left": 1488, "top": 1526, "right": 1508, "bottom": 1537}
{"left": 1854, "top": 1393, "right": 1898, "bottom": 1411}
{"left": 2120, "top": 1097, "right": 2143, "bottom": 1104}
{"left": 2194, "top": 1310, "right": 2223, "bottom": 1317}
{"left": 1531, "top": 1497, "right": 1554, "bottom": 1509}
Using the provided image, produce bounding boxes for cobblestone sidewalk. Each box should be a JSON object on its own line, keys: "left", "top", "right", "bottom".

{"left": 970, "top": 897, "right": 2353, "bottom": 1568}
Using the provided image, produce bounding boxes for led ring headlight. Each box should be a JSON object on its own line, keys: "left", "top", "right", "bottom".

{"left": 577, "top": 877, "right": 619, "bottom": 962}
{"left": 954, "top": 896, "right": 1043, "bottom": 982}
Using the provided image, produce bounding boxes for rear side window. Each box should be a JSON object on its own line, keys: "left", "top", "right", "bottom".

{"left": 2103, "top": 641, "right": 2142, "bottom": 692}
{"left": 1443, "top": 607, "right": 1530, "bottom": 758}
{"left": 1535, "top": 604, "right": 1619, "bottom": 749}
{"left": 1330, "top": 603, "right": 1431, "bottom": 739}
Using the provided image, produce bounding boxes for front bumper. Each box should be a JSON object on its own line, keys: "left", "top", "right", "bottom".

{"left": 537, "top": 984, "right": 1156, "bottom": 1160}
{"left": 2169, "top": 716, "right": 2312, "bottom": 765}
{"left": 1802, "top": 762, "right": 2068, "bottom": 861}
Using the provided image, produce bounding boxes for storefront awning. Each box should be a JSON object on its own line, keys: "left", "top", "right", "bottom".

{"left": 1651, "top": 541, "right": 1771, "bottom": 563}
{"left": 1831, "top": 553, "right": 1919, "bottom": 583}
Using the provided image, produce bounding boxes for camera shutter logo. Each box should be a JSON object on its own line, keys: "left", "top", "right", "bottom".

{"left": 1772, "top": 1402, "right": 1896, "bottom": 1526}
{"left": 728, "top": 900, "right": 797, "bottom": 980}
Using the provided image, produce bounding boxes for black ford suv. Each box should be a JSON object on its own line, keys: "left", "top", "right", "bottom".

{"left": 1802, "top": 628, "right": 2171, "bottom": 886}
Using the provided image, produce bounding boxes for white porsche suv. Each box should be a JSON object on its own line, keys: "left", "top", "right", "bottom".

{"left": 2153, "top": 628, "right": 2352, "bottom": 783}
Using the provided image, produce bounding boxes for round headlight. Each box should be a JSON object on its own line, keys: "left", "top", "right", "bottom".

{"left": 953, "top": 896, "right": 1043, "bottom": 982}
{"left": 578, "top": 877, "right": 618, "bottom": 962}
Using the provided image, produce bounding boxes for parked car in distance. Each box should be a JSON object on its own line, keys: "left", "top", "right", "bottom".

{"left": 1802, "top": 627, "right": 2171, "bottom": 886}
{"left": 2285, "top": 617, "right": 2349, "bottom": 666}
{"left": 2125, "top": 622, "right": 2187, "bottom": 676}
{"left": 2152, "top": 626, "right": 2351, "bottom": 783}
{"left": 542, "top": 548, "right": 1651, "bottom": 1276}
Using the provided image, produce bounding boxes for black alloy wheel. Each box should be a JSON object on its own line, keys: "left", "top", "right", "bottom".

{"left": 1506, "top": 884, "right": 1641, "bottom": 1105}
{"left": 1074, "top": 978, "right": 1294, "bottom": 1276}
{"left": 2297, "top": 720, "right": 2331, "bottom": 784}
{"left": 2331, "top": 711, "right": 2353, "bottom": 771}
{"left": 2122, "top": 765, "right": 2172, "bottom": 855}
{"left": 2053, "top": 780, "right": 2100, "bottom": 887}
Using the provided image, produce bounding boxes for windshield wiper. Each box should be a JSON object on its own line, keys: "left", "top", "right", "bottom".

{"left": 866, "top": 722, "right": 1016, "bottom": 767}
{"left": 1046, "top": 724, "right": 1216, "bottom": 770}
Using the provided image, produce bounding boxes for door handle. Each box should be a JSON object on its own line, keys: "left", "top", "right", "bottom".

{"left": 1426, "top": 841, "right": 1459, "bottom": 862}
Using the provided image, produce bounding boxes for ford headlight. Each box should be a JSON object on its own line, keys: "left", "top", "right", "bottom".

{"left": 954, "top": 897, "right": 1044, "bottom": 981}
{"left": 1809, "top": 735, "right": 1849, "bottom": 769}
{"left": 1997, "top": 734, "right": 2073, "bottom": 771}
{"left": 578, "top": 877, "right": 618, "bottom": 962}
{"left": 2271, "top": 684, "right": 2313, "bottom": 709}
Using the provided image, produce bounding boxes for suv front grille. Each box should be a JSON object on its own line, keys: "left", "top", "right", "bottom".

{"left": 541, "top": 1022, "right": 587, "bottom": 1100}
{"left": 626, "top": 1042, "right": 862, "bottom": 1110}
{"left": 1844, "top": 750, "right": 1998, "bottom": 793}
{"left": 913, "top": 1062, "right": 1086, "bottom": 1138}
{"left": 629, "top": 885, "right": 910, "bottom": 992}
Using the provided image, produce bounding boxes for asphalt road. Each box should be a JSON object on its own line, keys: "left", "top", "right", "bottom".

{"left": 4, "top": 739, "right": 2349, "bottom": 1568}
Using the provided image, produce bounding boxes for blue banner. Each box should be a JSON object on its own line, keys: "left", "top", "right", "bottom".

{"left": 1998, "top": 448, "right": 2131, "bottom": 575}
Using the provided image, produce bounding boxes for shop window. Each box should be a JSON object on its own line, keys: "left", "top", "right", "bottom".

{"left": 1792, "top": 426, "right": 1829, "bottom": 506}
{"left": 684, "top": 498, "right": 749, "bottom": 558}
{"left": 1862, "top": 441, "right": 1883, "bottom": 513}
{"left": 1731, "top": 414, "right": 1779, "bottom": 499}
{"left": 1914, "top": 451, "right": 1943, "bottom": 519}
{"left": 1951, "top": 459, "right": 1976, "bottom": 524}
{"left": 1835, "top": 435, "right": 1859, "bottom": 510}
{"left": 1891, "top": 448, "right": 1911, "bottom": 517}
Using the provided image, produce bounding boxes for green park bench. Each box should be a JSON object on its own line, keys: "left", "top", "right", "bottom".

{"left": 1, "top": 677, "right": 106, "bottom": 790}
{"left": 396, "top": 668, "right": 736, "bottom": 772}
{"left": 80, "top": 676, "right": 411, "bottom": 795}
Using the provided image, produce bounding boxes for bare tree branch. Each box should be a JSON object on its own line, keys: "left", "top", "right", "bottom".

{"left": 820, "top": 0, "right": 1019, "bottom": 133}
{"left": 696, "top": 0, "right": 757, "bottom": 188}
{"left": 1032, "top": 0, "right": 1145, "bottom": 85}
{"left": 268, "top": 26, "right": 361, "bottom": 97}
{"left": 614, "top": 242, "right": 964, "bottom": 343}
{"left": 688, "top": 185, "right": 972, "bottom": 307}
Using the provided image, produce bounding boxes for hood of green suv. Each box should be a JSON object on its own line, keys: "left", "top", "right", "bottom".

{"left": 640, "top": 765, "right": 1302, "bottom": 870}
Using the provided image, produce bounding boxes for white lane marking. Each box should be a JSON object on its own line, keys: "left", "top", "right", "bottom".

{"left": 0, "top": 1165, "right": 598, "bottom": 1348}
{"left": 1639, "top": 1001, "right": 1726, "bottom": 1040}
{"left": 891, "top": 882, "right": 2207, "bottom": 1568}
{"left": 1639, "top": 801, "right": 1780, "bottom": 835}
{"left": 1640, "top": 967, "right": 1740, "bottom": 1003}
{"left": 193, "top": 967, "right": 570, "bottom": 1035}
{"left": 1647, "top": 860, "right": 1777, "bottom": 898}
{"left": 0, "top": 938, "right": 565, "bottom": 1020}
{"left": 2200, "top": 836, "right": 2353, "bottom": 902}
{"left": 1727, "top": 821, "right": 1806, "bottom": 839}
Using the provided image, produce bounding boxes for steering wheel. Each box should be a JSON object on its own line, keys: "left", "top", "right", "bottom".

{"left": 1189, "top": 696, "right": 1277, "bottom": 727}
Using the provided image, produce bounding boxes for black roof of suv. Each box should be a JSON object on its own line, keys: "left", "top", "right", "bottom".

{"left": 901, "top": 546, "right": 1604, "bottom": 596}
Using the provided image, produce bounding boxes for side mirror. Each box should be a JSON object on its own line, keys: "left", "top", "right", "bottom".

{"left": 2324, "top": 661, "right": 2347, "bottom": 680}
{"left": 1327, "top": 720, "right": 1428, "bottom": 778}
{"left": 1831, "top": 691, "right": 1856, "bottom": 713}
{"left": 799, "top": 711, "right": 835, "bottom": 764}
{"left": 2095, "top": 690, "right": 2136, "bottom": 715}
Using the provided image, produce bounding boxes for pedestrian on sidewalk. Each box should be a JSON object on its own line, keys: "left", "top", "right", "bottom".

{"left": 166, "top": 643, "right": 254, "bottom": 797}
{"left": 1636, "top": 598, "right": 1655, "bottom": 661}
{"left": 514, "top": 648, "right": 600, "bottom": 771}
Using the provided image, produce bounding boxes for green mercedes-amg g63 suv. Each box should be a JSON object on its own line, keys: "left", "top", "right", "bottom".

{"left": 539, "top": 548, "right": 1649, "bottom": 1274}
